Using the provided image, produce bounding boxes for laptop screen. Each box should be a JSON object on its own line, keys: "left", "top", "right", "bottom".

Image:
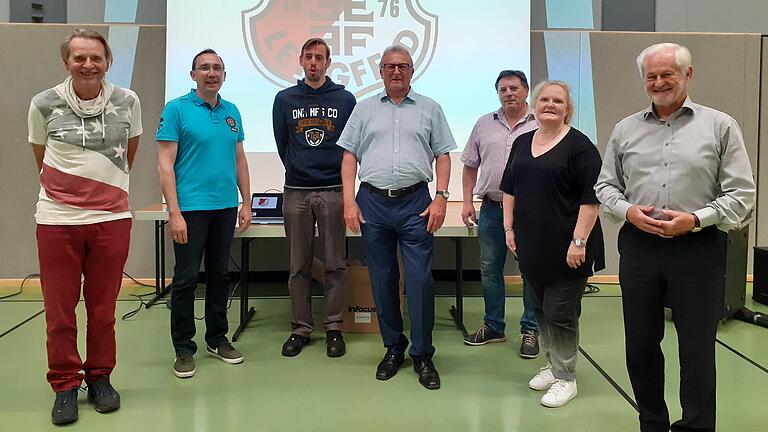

{"left": 251, "top": 193, "right": 283, "bottom": 218}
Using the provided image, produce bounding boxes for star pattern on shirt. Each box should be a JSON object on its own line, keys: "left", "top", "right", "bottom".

{"left": 89, "top": 119, "right": 103, "bottom": 135}
{"left": 50, "top": 107, "right": 65, "bottom": 118}
{"left": 52, "top": 128, "right": 67, "bottom": 140}
{"left": 74, "top": 123, "right": 91, "bottom": 140}
{"left": 114, "top": 142, "right": 126, "bottom": 160}
{"left": 105, "top": 102, "right": 119, "bottom": 117}
{"left": 91, "top": 119, "right": 107, "bottom": 135}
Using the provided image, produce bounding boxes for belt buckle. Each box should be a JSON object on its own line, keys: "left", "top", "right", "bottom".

{"left": 387, "top": 189, "right": 397, "bottom": 198}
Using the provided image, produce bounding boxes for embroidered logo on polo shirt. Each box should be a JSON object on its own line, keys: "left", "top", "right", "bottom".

{"left": 226, "top": 116, "right": 238, "bottom": 133}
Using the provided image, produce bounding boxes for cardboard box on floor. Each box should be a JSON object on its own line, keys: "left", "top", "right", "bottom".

{"left": 312, "top": 258, "right": 403, "bottom": 333}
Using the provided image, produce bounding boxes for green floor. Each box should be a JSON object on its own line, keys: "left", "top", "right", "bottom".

{"left": 0, "top": 283, "right": 766, "bottom": 431}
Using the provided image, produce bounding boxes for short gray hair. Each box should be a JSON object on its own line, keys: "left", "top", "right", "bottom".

{"left": 60, "top": 28, "right": 112, "bottom": 67}
{"left": 531, "top": 80, "right": 575, "bottom": 125}
{"left": 380, "top": 44, "right": 413, "bottom": 65}
{"left": 636, "top": 43, "right": 692, "bottom": 77}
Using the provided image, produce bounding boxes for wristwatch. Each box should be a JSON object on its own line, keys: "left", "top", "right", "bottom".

{"left": 690, "top": 213, "right": 702, "bottom": 232}
{"left": 436, "top": 190, "right": 450, "bottom": 200}
{"left": 573, "top": 238, "right": 586, "bottom": 248}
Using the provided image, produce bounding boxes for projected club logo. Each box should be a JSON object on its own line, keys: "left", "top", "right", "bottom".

{"left": 242, "top": 0, "right": 438, "bottom": 98}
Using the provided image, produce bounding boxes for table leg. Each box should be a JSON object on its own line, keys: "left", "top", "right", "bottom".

{"left": 233, "top": 238, "right": 255, "bottom": 341}
{"left": 146, "top": 220, "right": 171, "bottom": 309}
{"left": 449, "top": 237, "right": 468, "bottom": 336}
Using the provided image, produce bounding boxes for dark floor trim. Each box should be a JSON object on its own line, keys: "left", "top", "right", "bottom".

{"left": 716, "top": 339, "right": 768, "bottom": 374}
{"left": 0, "top": 309, "right": 44, "bottom": 339}
{"left": 579, "top": 345, "right": 639, "bottom": 412}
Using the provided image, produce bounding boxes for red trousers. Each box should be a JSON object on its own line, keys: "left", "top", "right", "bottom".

{"left": 36, "top": 218, "right": 131, "bottom": 392}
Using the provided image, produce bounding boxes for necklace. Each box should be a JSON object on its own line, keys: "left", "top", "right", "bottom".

{"left": 534, "top": 124, "right": 566, "bottom": 148}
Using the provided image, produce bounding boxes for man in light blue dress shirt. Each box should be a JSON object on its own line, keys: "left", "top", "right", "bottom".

{"left": 337, "top": 44, "right": 457, "bottom": 390}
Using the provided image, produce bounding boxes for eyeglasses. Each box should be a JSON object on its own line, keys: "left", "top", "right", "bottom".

{"left": 196, "top": 65, "right": 224, "bottom": 73}
{"left": 381, "top": 63, "right": 413, "bottom": 72}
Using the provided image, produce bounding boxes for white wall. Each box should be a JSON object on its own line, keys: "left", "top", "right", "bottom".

{"left": 657, "top": 0, "right": 768, "bottom": 33}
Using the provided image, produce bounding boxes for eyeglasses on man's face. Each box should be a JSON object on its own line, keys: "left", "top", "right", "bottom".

{"left": 196, "top": 64, "right": 224, "bottom": 73}
{"left": 381, "top": 63, "right": 413, "bottom": 72}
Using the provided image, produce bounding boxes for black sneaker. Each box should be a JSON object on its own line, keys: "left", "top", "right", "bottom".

{"left": 87, "top": 376, "right": 120, "bottom": 413}
{"left": 463, "top": 323, "right": 507, "bottom": 346}
{"left": 281, "top": 333, "right": 310, "bottom": 357}
{"left": 326, "top": 330, "right": 346, "bottom": 358}
{"left": 51, "top": 387, "right": 79, "bottom": 425}
{"left": 520, "top": 333, "right": 540, "bottom": 359}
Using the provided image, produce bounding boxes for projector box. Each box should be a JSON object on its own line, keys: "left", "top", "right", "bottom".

{"left": 312, "top": 258, "right": 403, "bottom": 333}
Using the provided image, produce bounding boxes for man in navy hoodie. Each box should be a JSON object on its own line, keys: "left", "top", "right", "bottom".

{"left": 272, "top": 38, "right": 357, "bottom": 358}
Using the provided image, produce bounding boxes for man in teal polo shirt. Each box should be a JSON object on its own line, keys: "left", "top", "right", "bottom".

{"left": 157, "top": 48, "right": 251, "bottom": 378}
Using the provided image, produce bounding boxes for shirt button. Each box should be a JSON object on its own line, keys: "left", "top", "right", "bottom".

{"left": 664, "top": 162, "right": 668, "bottom": 166}
{"left": 662, "top": 205, "right": 666, "bottom": 209}
{"left": 662, "top": 184, "right": 666, "bottom": 188}
{"left": 665, "top": 143, "right": 669, "bottom": 146}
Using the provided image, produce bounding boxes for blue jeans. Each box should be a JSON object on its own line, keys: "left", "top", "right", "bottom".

{"left": 478, "top": 201, "right": 538, "bottom": 335}
{"left": 357, "top": 186, "right": 435, "bottom": 360}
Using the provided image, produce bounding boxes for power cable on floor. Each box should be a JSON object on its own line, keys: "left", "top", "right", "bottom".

{"left": 0, "top": 273, "right": 39, "bottom": 300}
{"left": 123, "top": 271, "right": 155, "bottom": 288}
{"left": 584, "top": 284, "right": 601, "bottom": 295}
{"left": 123, "top": 255, "right": 242, "bottom": 321}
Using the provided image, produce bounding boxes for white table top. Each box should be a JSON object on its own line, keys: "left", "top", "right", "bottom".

{"left": 133, "top": 202, "right": 478, "bottom": 238}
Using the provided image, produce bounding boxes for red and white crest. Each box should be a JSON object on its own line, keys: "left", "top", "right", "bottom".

{"left": 242, "top": 0, "right": 438, "bottom": 98}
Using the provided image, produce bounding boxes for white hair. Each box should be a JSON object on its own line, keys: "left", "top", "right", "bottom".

{"left": 381, "top": 44, "right": 413, "bottom": 64}
{"left": 636, "top": 43, "right": 692, "bottom": 77}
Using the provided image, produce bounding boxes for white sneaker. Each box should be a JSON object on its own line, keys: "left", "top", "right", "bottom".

{"left": 540, "top": 379, "right": 577, "bottom": 408}
{"left": 528, "top": 366, "right": 556, "bottom": 391}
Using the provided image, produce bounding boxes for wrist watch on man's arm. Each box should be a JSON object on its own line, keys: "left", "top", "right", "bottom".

{"left": 436, "top": 190, "right": 450, "bottom": 200}
{"left": 690, "top": 213, "right": 702, "bottom": 232}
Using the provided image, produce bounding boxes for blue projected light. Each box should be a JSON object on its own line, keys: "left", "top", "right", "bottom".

{"left": 166, "top": 0, "right": 530, "bottom": 152}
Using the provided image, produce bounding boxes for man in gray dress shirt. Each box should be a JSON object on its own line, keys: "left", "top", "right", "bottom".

{"left": 338, "top": 44, "right": 457, "bottom": 390}
{"left": 595, "top": 42, "right": 755, "bottom": 432}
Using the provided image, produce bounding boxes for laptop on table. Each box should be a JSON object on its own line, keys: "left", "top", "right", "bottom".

{"left": 250, "top": 193, "right": 284, "bottom": 224}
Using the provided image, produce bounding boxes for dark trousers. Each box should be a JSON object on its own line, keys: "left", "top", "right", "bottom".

{"left": 170, "top": 208, "right": 237, "bottom": 355}
{"left": 618, "top": 224, "right": 725, "bottom": 432}
{"left": 357, "top": 186, "right": 435, "bottom": 359}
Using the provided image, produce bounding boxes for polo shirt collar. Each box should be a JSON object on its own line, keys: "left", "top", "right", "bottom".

{"left": 188, "top": 89, "right": 222, "bottom": 107}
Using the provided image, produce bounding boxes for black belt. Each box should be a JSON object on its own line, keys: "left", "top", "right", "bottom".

{"left": 362, "top": 182, "right": 426, "bottom": 198}
{"left": 482, "top": 196, "right": 502, "bottom": 206}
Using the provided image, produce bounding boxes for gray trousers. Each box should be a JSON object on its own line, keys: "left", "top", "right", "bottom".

{"left": 283, "top": 188, "right": 347, "bottom": 336}
{"left": 528, "top": 277, "right": 587, "bottom": 381}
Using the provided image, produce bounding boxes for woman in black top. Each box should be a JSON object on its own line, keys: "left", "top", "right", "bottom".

{"left": 500, "top": 80, "right": 604, "bottom": 408}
